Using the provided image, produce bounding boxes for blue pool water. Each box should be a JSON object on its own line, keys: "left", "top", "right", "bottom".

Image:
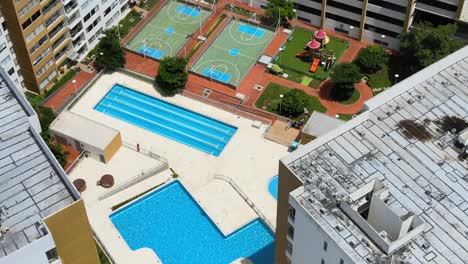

{"left": 268, "top": 176, "right": 278, "bottom": 200}
{"left": 110, "top": 181, "right": 275, "bottom": 264}
{"left": 95, "top": 85, "right": 237, "bottom": 156}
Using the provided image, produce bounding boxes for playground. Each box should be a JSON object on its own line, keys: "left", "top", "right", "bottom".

{"left": 126, "top": 0, "right": 211, "bottom": 60}
{"left": 275, "top": 27, "right": 349, "bottom": 80}
{"left": 190, "top": 19, "right": 274, "bottom": 87}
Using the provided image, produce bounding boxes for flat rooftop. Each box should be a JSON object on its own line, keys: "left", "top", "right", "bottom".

{"left": 0, "top": 69, "right": 77, "bottom": 257}
{"left": 50, "top": 110, "right": 119, "bottom": 150}
{"left": 282, "top": 46, "right": 468, "bottom": 263}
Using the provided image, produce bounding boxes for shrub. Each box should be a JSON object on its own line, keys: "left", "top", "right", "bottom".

{"left": 155, "top": 57, "right": 188, "bottom": 96}
{"left": 331, "top": 63, "right": 362, "bottom": 101}
{"left": 355, "top": 45, "right": 389, "bottom": 73}
{"left": 95, "top": 28, "right": 126, "bottom": 69}
{"left": 281, "top": 89, "right": 309, "bottom": 117}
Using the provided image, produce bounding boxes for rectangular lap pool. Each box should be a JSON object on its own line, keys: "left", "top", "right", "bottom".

{"left": 95, "top": 85, "right": 237, "bottom": 156}
{"left": 110, "top": 181, "right": 275, "bottom": 264}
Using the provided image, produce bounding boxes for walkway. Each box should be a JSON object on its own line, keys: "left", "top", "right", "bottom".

{"left": 121, "top": 1, "right": 374, "bottom": 118}
{"left": 43, "top": 69, "right": 97, "bottom": 111}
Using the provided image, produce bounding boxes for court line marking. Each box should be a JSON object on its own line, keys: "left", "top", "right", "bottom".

{"left": 192, "top": 59, "right": 241, "bottom": 85}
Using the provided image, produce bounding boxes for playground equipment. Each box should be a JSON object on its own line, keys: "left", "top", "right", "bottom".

{"left": 295, "top": 29, "right": 336, "bottom": 73}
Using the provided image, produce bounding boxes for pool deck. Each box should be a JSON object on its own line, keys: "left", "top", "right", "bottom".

{"left": 67, "top": 72, "right": 287, "bottom": 263}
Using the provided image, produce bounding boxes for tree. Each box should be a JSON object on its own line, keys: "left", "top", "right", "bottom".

{"left": 280, "top": 89, "right": 309, "bottom": 117}
{"left": 355, "top": 45, "right": 389, "bottom": 73}
{"left": 265, "top": 0, "right": 295, "bottom": 26}
{"left": 400, "top": 23, "right": 465, "bottom": 70}
{"left": 95, "top": 28, "right": 126, "bottom": 69}
{"left": 331, "top": 63, "right": 362, "bottom": 101}
{"left": 156, "top": 57, "right": 188, "bottom": 96}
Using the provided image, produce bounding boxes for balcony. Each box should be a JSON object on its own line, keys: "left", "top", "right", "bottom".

{"left": 52, "top": 32, "right": 70, "bottom": 50}
{"left": 46, "top": 9, "right": 64, "bottom": 28}
{"left": 70, "top": 23, "right": 83, "bottom": 39}
{"left": 67, "top": 11, "right": 81, "bottom": 27}
{"left": 54, "top": 44, "right": 72, "bottom": 63}
{"left": 49, "top": 21, "right": 67, "bottom": 40}
{"left": 64, "top": 1, "right": 78, "bottom": 13}
{"left": 41, "top": 0, "right": 60, "bottom": 16}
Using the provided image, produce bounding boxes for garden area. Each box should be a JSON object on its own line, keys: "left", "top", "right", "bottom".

{"left": 256, "top": 83, "right": 326, "bottom": 122}
{"left": 275, "top": 27, "right": 349, "bottom": 82}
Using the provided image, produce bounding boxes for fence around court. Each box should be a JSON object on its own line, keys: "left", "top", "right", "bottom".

{"left": 214, "top": 174, "right": 275, "bottom": 233}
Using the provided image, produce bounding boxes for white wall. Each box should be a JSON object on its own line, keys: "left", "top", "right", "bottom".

{"left": 0, "top": 235, "right": 60, "bottom": 264}
{"left": 0, "top": 16, "right": 24, "bottom": 92}
{"left": 288, "top": 196, "right": 355, "bottom": 264}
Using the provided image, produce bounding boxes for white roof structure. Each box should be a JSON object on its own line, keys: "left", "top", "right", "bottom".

{"left": 302, "top": 112, "right": 345, "bottom": 138}
{"left": 50, "top": 111, "right": 119, "bottom": 150}
{"left": 282, "top": 46, "right": 468, "bottom": 263}
{"left": 0, "top": 68, "right": 78, "bottom": 257}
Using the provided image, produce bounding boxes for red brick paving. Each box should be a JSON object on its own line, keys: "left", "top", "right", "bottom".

{"left": 43, "top": 70, "right": 97, "bottom": 111}
{"left": 121, "top": 1, "right": 374, "bottom": 119}
{"left": 124, "top": 51, "right": 159, "bottom": 77}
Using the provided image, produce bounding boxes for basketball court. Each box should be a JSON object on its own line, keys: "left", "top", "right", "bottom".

{"left": 190, "top": 19, "right": 274, "bottom": 87}
{"left": 127, "top": 0, "right": 211, "bottom": 60}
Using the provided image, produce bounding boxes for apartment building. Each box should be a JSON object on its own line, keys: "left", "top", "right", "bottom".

{"left": 0, "top": 67, "right": 100, "bottom": 264}
{"left": 241, "top": 0, "right": 468, "bottom": 50}
{"left": 275, "top": 45, "right": 468, "bottom": 264}
{"left": 0, "top": 12, "right": 24, "bottom": 92}
{"left": 0, "top": 0, "right": 130, "bottom": 94}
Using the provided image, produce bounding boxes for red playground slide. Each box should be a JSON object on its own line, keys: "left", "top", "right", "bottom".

{"left": 296, "top": 51, "right": 309, "bottom": 58}
{"left": 310, "top": 58, "right": 320, "bottom": 72}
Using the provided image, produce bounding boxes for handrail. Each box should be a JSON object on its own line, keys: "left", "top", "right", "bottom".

{"left": 65, "top": 150, "right": 86, "bottom": 174}
{"left": 213, "top": 174, "right": 275, "bottom": 233}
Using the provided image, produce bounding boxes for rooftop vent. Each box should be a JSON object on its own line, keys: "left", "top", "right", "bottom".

{"left": 340, "top": 179, "right": 425, "bottom": 255}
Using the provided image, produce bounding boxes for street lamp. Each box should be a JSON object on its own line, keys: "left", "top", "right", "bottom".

{"left": 394, "top": 73, "right": 399, "bottom": 84}
{"left": 279, "top": 94, "right": 284, "bottom": 113}
{"left": 72, "top": 79, "right": 77, "bottom": 95}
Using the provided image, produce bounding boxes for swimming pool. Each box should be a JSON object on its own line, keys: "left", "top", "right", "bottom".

{"left": 268, "top": 176, "right": 278, "bottom": 200}
{"left": 110, "top": 181, "right": 275, "bottom": 264}
{"left": 95, "top": 85, "right": 237, "bottom": 156}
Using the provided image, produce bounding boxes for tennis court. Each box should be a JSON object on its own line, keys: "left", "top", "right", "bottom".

{"left": 191, "top": 19, "right": 274, "bottom": 87}
{"left": 127, "top": 0, "right": 211, "bottom": 60}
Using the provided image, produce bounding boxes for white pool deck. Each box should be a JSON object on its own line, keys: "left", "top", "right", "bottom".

{"left": 67, "top": 72, "right": 287, "bottom": 264}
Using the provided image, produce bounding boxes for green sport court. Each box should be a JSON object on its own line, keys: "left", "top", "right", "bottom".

{"left": 127, "top": 1, "right": 211, "bottom": 59}
{"left": 190, "top": 19, "right": 274, "bottom": 87}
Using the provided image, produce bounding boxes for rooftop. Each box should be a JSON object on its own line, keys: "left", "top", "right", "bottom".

{"left": 282, "top": 46, "right": 468, "bottom": 263}
{"left": 302, "top": 112, "right": 345, "bottom": 137}
{"left": 0, "top": 68, "right": 78, "bottom": 257}
{"left": 50, "top": 111, "right": 119, "bottom": 150}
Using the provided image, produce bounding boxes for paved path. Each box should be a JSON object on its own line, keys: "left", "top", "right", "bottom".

{"left": 121, "top": 2, "right": 374, "bottom": 117}
{"left": 43, "top": 70, "right": 97, "bottom": 111}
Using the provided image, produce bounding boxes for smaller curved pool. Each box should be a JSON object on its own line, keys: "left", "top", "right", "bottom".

{"left": 268, "top": 176, "right": 278, "bottom": 200}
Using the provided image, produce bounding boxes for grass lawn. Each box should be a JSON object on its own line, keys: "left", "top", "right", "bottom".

{"left": 277, "top": 27, "right": 348, "bottom": 80}
{"left": 367, "top": 64, "right": 391, "bottom": 95}
{"left": 141, "top": 0, "right": 159, "bottom": 10}
{"left": 337, "top": 113, "right": 353, "bottom": 121}
{"left": 120, "top": 10, "right": 143, "bottom": 37}
{"left": 339, "top": 88, "right": 360, "bottom": 105}
{"left": 255, "top": 83, "right": 326, "bottom": 120}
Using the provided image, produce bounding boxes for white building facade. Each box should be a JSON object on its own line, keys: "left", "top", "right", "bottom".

{"left": 240, "top": 0, "right": 468, "bottom": 51}
{"left": 0, "top": 13, "right": 24, "bottom": 92}
{"left": 66, "top": 0, "right": 131, "bottom": 61}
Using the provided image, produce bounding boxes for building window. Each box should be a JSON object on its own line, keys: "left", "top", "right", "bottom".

{"left": 321, "top": 259, "right": 325, "bottom": 264}
{"left": 340, "top": 259, "right": 344, "bottom": 264}
{"left": 288, "top": 206, "right": 296, "bottom": 221}
{"left": 7, "top": 67, "right": 14, "bottom": 76}
{"left": 45, "top": 248, "right": 59, "bottom": 263}
{"left": 287, "top": 223, "right": 294, "bottom": 239}
{"left": 286, "top": 240, "right": 293, "bottom": 255}
{"left": 323, "top": 241, "right": 328, "bottom": 251}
